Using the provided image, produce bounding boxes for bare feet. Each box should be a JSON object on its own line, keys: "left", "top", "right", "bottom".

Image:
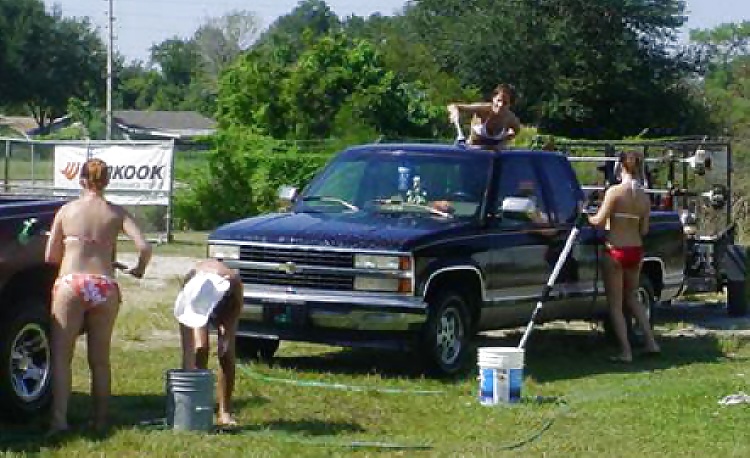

{"left": 217, "top": 412, "right": 237, "bottom": 427}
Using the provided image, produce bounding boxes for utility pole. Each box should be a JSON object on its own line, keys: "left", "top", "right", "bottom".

{"left": 106, "top": 0, "right": 114, "bottom": 140}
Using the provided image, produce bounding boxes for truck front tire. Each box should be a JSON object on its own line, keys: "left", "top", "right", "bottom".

{"left": 237, "top": 337, "right": 280, "bottom": 362}
{"left": 421, "top": 291, "right": 471, "bottom": 376}
{"left": 0, "top": 299, "right": 52, "bottom": 419}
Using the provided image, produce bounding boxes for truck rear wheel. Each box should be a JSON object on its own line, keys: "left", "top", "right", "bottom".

{"left": 0, "top": 299, "right": 52, "bottom": 419}
{"left": 421, "top": 291, "right": 471, "bottom": 376}
{"left": 604, "top": 275, "right": 655, "bottom": 347}
{"left": 726, "top": 280, "right": 748, "bottom": 317}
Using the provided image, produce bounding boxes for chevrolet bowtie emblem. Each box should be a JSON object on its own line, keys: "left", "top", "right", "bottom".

{"left": 280, "top": 261, "right": 298, "bottom": 275}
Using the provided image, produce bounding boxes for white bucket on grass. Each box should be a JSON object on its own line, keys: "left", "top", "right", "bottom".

{"left": 477, "top": 347, "right": 524, "bottom": 405}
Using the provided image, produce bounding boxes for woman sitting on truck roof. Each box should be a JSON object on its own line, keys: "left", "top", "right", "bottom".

{"left": 587, "top": 150, "right": 661, "bottom": 363}
{"left": 447, "top": 83, "right": 522, "bottom": 151}
{"left": 44, "top": 158, "right": 152, "bottom": 435}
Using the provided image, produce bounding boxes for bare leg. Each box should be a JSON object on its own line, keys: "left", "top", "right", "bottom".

{"left": 603, "top": 255, "right": 631, "bottom": 362}
{"left": 84, "top": 294, "right": 121, "bottom": 432}
{"left": 194, "top": 326, "right": 210, "bottom": 370}
{"left": 179, "top": 324, "right": 196, "bottom": 370}
{"left": 216, "top": 286, "right": 241, "bottom": 426}
{"left": 49, "top": 285, "right": 85, "bottom": 433}
{"left": 623, "top": 267, "right": 660, "bottom": 353}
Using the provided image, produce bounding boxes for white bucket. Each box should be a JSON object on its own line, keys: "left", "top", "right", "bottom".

{"left": 477, "top": 347, "right": 524, "bottom": 405}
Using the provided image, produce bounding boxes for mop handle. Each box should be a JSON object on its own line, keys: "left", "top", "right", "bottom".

{"left": 450, "top": 107, "right": 466, "bottom": 143}
{"left": 519, "top": 214, "right": 587, "bottom": 349}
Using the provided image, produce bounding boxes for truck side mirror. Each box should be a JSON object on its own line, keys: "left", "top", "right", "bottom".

{"left": 277, "top": 186, "right": 298, "bottom": 211}
{"left": 500, "top": 196, "right": 538, "bottom": 222}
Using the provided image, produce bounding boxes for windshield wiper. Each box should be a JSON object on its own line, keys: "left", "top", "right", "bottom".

{"left": 301, "top": 195, "right": 359, "bottom": 211}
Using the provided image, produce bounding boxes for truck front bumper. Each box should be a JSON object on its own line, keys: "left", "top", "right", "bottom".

{"left": 239, "top": 284, "right": 427, "bottom": 334}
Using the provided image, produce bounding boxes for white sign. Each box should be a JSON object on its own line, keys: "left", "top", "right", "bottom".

{"left": 53, "top": 143, "right": 173, "bottom": 205}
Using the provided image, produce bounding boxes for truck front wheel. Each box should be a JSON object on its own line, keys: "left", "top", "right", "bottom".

{"left": 237, "top": 337, "right": 280, "bottom": 362}
{"left": 0, "top": 300, "right": 52, "bottom": 419}
{"left": 421, "top": 291, "right": 471, "bottom": 376}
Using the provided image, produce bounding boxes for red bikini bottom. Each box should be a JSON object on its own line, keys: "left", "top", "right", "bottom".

{"left": 605, "top": 245, "right": 644, "bottom": 269}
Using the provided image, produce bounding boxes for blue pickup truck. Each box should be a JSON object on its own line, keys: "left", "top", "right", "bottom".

{"left": 0, "top": 197, "right": 64, "bottom": 417}
{"left": 208, "top": 144, "right": 685, "bottom": 374}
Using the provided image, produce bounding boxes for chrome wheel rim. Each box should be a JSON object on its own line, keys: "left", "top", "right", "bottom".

{"left": 631, "top": 286, "right": 652, "bottom": 337}
{"left": 436, "top": 305, "right": 463, "bottom": 366}
{"left": 10, "top": 323, "right": 51, "bottom": 402}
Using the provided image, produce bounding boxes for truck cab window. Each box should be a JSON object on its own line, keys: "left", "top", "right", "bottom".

{"left": 536, "top": 156, "right": 584, "bottom": 224}
{"left": 494, "top": 156, "right": 550, "bottom": 227}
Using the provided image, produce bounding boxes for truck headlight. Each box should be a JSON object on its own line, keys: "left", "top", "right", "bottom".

{"left": 208, "top": 244, "right": 240, "bottom": 260}
{"left": 354, "top": 254, "right": 411, "bottom": 270}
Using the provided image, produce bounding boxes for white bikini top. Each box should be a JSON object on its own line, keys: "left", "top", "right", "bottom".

{"left": 471, "top": 122, "right": 507, "bottom": 141}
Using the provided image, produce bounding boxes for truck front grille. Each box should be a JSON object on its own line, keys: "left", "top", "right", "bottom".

{"left": 240, "top": 245, "right": 354, "bottom": 268}
{"left": 238, "top": 244, "right": 355, "bottom": 290}
{"left": 238, "top": 269, "right": 354, "bottom": 290}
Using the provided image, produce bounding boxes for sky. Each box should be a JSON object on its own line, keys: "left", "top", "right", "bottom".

{"left": 42, "top": 0, "right": 750, "bottom": 63}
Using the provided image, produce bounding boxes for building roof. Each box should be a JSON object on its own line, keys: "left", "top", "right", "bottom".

{"left": 0, "top": 116, "right": 38, "bottom": 137}
{"left": 113, "top": 110, "right": 216, "bottom": 140}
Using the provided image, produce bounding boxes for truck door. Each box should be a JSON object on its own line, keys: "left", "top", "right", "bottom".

{"left": 535, "top": 155, "right": 601, "bottom": 319}
{"left": 481, "top": 155, "right": 559, "bottom": 329}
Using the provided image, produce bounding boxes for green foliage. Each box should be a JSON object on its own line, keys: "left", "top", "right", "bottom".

{"left": 0, "top": 0, "right": 106, "bottom": 128}
{"left": 217, "top": 32, "right": 450, "bottom": 140}
{"left": 173, "top": 128, "right": 330, "bottom": 229}
{"left": 404, "top": 0, "right": 701, "bottom": 139}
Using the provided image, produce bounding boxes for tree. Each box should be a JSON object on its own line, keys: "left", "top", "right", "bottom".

{"left": 254, "top": 0, "right": 342, "bottom": 62}
{"left": 404, "top": 0, "right": 703, "bottom": 138}
{"left": 0, "top": 1, "right": 106, "bottom": 128}
{"left": 193, "top": 10, "right": 262, "bottom": 89}
{"left": 690, "top": 22, "right": 750, "bottom": 137}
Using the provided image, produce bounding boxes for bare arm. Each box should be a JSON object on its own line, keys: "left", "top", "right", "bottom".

{"left": 447, "top": 103, "right": 492, "bottom": 123}
{"left": 44, "top": 208, "right": 65, "bottom": 264}
{"left": 121, "top": 209, "right": 152, "bottom": 278}
{"left": 588, "top": 188, "right": 615, "bottom": 228}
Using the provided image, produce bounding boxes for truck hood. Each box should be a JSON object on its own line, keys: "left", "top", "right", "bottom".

{"left": 209, "top": 211, "right": 469, "bottom": 251}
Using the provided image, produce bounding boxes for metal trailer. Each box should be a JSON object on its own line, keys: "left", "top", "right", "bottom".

{"left": 539, "top": 137, "right": 747, "bottom": 317}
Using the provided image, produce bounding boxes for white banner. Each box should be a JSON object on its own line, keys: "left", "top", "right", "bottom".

{"left": 53, "top": 143, "right": 173, "bottom": 205}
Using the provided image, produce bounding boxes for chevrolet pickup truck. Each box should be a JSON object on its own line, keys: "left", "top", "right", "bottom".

{"left": 0, "top": 197, "right": 63, "bottom": 417}
{"left": 208, "top": 144, "right": 685, "bottom": 374}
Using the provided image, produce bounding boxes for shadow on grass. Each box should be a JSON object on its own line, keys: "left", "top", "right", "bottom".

{"left": 0, "top": 390, "right": 271, "bottom": 453}
{"left": 477, "top": 327, "right": 730, "bottom": 383}
{"left": 259, "top": 346, "right": 457, "bottom": 381}
{"left": 220, "top": 418, "right": 365, "bottom": 437}
{"left": 254, "top": 322, "right": 732, "bottom": 384}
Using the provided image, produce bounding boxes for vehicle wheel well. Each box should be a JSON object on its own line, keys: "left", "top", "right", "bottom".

{"left": 0, "top": 266, "right": 57, "bottom": 317}
{"left": 424, "top": 270, "right": 482, "bottom": 330}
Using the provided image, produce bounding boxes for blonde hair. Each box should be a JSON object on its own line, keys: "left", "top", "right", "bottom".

{"left": 80, "top": 158, "right": 109, "bottom": 190}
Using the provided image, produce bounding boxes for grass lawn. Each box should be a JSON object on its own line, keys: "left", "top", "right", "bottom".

{"left": 1, "top": 249, "right": 749, "bottom": 456}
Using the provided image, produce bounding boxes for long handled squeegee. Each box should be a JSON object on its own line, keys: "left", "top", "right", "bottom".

{"left": 518, "top": 212, "right": 589, "bottom": 349}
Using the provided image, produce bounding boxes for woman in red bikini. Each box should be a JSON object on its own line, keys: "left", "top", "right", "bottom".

{"left": 44, "top": 158, "right": 152, "bottom": 434}
{"left": 588, "top": 150, "right": 660, "bottom": 363}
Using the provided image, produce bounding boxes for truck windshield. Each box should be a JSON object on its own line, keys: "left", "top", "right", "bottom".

{"left": 299, "top": 150, "right": 492, "bottom": 218}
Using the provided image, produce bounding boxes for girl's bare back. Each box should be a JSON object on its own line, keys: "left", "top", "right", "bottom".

{"left": 58, "top": 197, "right": 125, "bottom": 277}
{"left": 605, "top": 183, "right": 650, "bottom": 247}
